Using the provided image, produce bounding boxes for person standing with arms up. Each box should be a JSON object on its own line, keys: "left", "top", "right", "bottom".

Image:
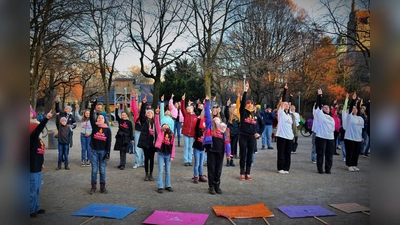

{"left": 89, "top": 99, "right": 112, "bottom": 194}
{"left": 181, "top": 93, "right": 198, "bottom": 166}
{"left": 275, "top": 83, "right": 294, "bottom": 174}
{"left": 113, "top": 103, "right": 134, "bottom": 170}
{"left": 342, "top": 92, "right": 364, "bottom": 171}
{"left": 75, "top": 105, "right": 92, "bottom": 167}
{"left": 313, "top": 88, "right": 335, "bottom": 174}
{"left": 137, "top": 95, "right": 156, "bottom": 181}
{"left": 238, "top": 82, "right": 264, "bottom": 181}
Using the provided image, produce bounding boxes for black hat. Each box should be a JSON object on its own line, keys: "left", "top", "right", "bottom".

{"left": 266, "top": 105, "right": 272, "bottom": 109}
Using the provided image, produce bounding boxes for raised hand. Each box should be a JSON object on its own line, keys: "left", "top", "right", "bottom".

{"left": 284, "top": 83, "right": 288, "bottom": 89}
{"left": 171, "top": 93, "right": 174, "bottom": 99}
{"left": 161, "top": 95, "right": 164, "bottom": 102}
{"left": 244, "top": 82, "right": 249, "bottom": 92}
{"left": 143, "top": 95, "right": 147, "bottom": 103}
{"left": 182, "top": 93, "right": 186, "bottom": 100}
{"left": 46, "top": 109, "right": 53, "bottom": 119}
{"left": 346, "top": 93, "right": 349, "bottom": 99}
{"left": 352, "top": 92, "right": 357, "bottom": 100}
{"left": 227, "top": 98, "right": 231, "bottom": 106}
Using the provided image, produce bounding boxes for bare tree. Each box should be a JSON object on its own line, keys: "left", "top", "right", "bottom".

{"left": 72, "top": 0, "right": 127, "bottom": 118}
{"left": 189, "top": 0, "right": 247, "bottom": 97}
{"left": 126, "top": 0, "right": 197, "bottom": 108}
{"left": 30, "top": 0, "right": 80, "bottom": 110}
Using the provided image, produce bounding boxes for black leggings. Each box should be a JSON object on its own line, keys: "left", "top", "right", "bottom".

{"left": 230, "top": 135, "right": 239, "bottom": 156}
{"left": 239, "top": 134, "right": 256, "bottom": 174}
{"left": 143, "top": 147, "right": 156, "bottom": 173}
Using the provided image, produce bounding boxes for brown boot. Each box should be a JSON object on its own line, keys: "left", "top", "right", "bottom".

{"left": 90, "top": 182, "right": 96, "bottom": 195}
{"left": 199, "top": 174, "right": 207, "bottom": 182}
{"left": 100, "top": 182, "right": 108, "bottom": 194}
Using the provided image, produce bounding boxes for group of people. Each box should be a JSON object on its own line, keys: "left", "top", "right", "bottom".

{"left": 30, "top": 83, "right": 370, "bottom": 217}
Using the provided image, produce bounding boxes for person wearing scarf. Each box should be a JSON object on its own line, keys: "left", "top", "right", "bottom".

{"left": 238, "top": 82, "right": 265, "bottom": 181}
{"left": 89, "top": 99, "right": 112, "bottom": 194}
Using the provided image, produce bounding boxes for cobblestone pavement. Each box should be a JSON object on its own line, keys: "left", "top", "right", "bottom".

{"left": 30, "top": 120, "right": 369, "bottom": 225}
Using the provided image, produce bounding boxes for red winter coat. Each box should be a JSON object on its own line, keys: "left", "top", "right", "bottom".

{"left": 181, "top": 99, "right": 198, "bottom": 137}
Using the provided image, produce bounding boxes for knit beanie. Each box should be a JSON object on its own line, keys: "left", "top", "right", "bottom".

{"left": 60, "top": 117, "right": 67, "bottom": 123}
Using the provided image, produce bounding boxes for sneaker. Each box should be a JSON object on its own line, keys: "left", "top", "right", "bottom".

{"left": 353, "top": 166, "right": 360, "bottom": 171}
{"left": 267, "top": 146, "right": 274, "bottom": 149}
{"left": 199, "top": 174, "right": 208, "bottom": 182}
{"left": 157, "top": 188, "right": 163, "bottom": 193}
{"left": 312, "top": 161, "right": 317, "bottom": 164}
{"left": 343, "top": 158, "right": 346, "bottom": 162}
{"left": 245, "top": 174, "right": 252, "bottom": 180}
{"left": 209, "top": 187, "right": 216, "bottom": 195}
{"left": 284, "top": 170, "right": 289, "bottom": 174}
{"left": 291, "top": 152, "right": 295, "bottom": 154}
{"left": 81, "top": 160, "right": 86, "bottom": 166}
{"left": 165, "top": 187, "right": 173, "bottom": 192}
{"left": 85, "top": 160, "right": 91, "bottom": 166}
{"left": 132, "top": 165, "right": 138, "bottom": 169}
{"left": 192, "top": 176, "right": 199, "bottom": 183}
{"left": 239, "top": 174, "right": 245, "bottom": 180}
{"left": 30, "top": 212, "right": 38, "bottom": 218}
{"left": 120, "top": 166, "right": 125, "bottom": 170}
{"left": 261, "top": 146, "right": 265, "bottom": 150}
{"left": 348, "top": 166, "right": 355, "bottom": 172}
{"left": 37, "top": 209, "right": 46, "bottom": 214}
{"left": 188, "top": 162, "right": 193, "bottom": 166}
{"left": 363, "top": 154, "right": 369, "bottom": 158}
{"left": 278, "top": 170, "right": 286, "bottom": 174}
{"left": 184, "top": 162, "right": 189, "bottom": 166}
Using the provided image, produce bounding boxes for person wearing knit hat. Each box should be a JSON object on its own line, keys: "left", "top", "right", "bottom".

{"left": 203, "top": 96, "right": 231, "bottom": 195}
{"left": 89, "top": 98, "right": 112, "bottom": 195}
{"left": 56, "top": 117, "right": 72, "bottom": 170}
{"left": 30, "top": 110, "right": 53, "bottom": 218}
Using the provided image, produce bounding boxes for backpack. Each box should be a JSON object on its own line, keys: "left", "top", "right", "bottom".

{"left": 306, "top": 119, "right": 313, "bottom": 130}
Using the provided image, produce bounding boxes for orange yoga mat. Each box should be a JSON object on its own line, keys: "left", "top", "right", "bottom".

{"left": 212, "top": 203, "right": 274, "bottom": 219}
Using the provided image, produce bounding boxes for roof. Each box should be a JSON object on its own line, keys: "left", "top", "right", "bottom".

{"left": 97, "top": 84, "right": 154, "bottom": 105}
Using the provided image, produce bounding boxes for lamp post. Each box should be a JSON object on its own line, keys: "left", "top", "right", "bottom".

{"left": 243, "top": 74, "right": 246, "bottom": 89}
{"left": 298, "top": 91, "right": 301, "bottom": 114}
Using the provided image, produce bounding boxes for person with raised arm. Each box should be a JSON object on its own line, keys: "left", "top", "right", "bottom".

{"left": 238, "top": 82, "right": 265, "bottom": 180}
{"left": 137, "top": 95, "right": 156, "bottom": 181}
{"left": 342, "top": 92, "right": 364, "bottom": 171}
{"left": 313, "top": 88, "right": 335, "bottom": 174}
{"left": 89, "top": 98, "right": 112, "bottom": 194}
{"left": 180, "top": 93, "right": 198, "bottom": 166}
{"left": 275, "top": 83, "right": 294, "bottom": 174}
{"left": 113, "top": 102, "right": 134, "bottom": 170}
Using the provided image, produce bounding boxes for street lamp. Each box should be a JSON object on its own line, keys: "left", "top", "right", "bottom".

{"left": 243, "top": 74, "right": 246, "bottom": 89}
{"left": 298, "top": 91, "right": 301, "bottom": 114}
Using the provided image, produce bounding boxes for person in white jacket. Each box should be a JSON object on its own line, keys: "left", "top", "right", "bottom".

{"left": 313, "top": 88, "right": 335, "bottom": 174}
{"left": 342, "top": 92, "right": 364, "bottom": 172}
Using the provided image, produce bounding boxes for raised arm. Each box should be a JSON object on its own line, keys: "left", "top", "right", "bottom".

{"left": 240, "top": 82, "right": 249, "bottom": 114}
{"left": 130, "top": 91, "right": 139, "bottom": 123}
{"left": 160, "top": 95, "right": 166, "bottom": 122}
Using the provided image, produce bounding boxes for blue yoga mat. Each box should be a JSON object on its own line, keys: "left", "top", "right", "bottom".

{"left": 72, "top": 203, "right": 137, "bottom": 220}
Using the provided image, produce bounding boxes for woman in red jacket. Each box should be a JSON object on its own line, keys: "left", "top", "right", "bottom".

{"left": 181, "top": 93, "right": 198, "bottom": 166}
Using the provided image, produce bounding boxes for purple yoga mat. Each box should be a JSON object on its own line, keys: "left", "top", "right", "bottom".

{"left": 277, "top": 205, "right": 336, "bottom": 218}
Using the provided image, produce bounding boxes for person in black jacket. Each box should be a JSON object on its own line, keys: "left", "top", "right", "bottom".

{"left": 30, "top": 109, "right": 53, "bottom": 218}
{"left": 238, "top": 82, "right": 265, "bottom": 181}
{"left": 89, "top": 99, "right": 112, "bottom": 194}
{"left": 113, "top": 103, "right": 134, "bottom": 170}
{"left": 55, "top": 95, "right": 76, "bottom": 147}
{"left": 137, "top": 95, "right": 156, "bottom": 181}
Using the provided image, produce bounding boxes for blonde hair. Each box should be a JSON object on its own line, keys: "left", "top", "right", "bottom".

{"left": 228, "top": 107, "right": 239, "bottom": 124}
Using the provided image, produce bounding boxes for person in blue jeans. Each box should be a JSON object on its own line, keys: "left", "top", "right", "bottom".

{"left": 75, "top": 106, "right": 93, "bottom": 166}
{"left": 154, "top": 107, "right": 175, "bottom": 193}
{"left": 260, "top": 105, "right": 275, "bottom": 150}
{"left": 129, "top": 91, "right": 144, "bottom": 168}
{"left": 56, "top": 117, "right": 72, "bottom": 170}
{"left": 30, "top": 109, "right": 52, "bottom": 218}
{"left": 89, "top": 99, "right": 112, "bottom": 194}
{"left": 192, "top": 111, "right": 208, "bottom": 183}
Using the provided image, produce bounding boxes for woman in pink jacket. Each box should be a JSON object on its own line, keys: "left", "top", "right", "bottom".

{"left": 154, "top": 107, "right": 176, "bottom": 193}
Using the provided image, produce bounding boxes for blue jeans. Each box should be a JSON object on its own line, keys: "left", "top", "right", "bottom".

{"left": 174, "top": 121, "right": 181, "bottom": 143}
{"left": 262, "top": 125, "right": 273, "bottom": 147}
{"left": 91, "top": 150, "right": 107, "bottom": 184}
{"left": 129, "top": 141, "right": 134, "bottom": 153}
{"left": 157, "top": 153, "right": 171, "bottom": 189}
{"left": 364, "top": 134, "right": 370, "bottom": 155}
{"left": 30, "top": 172, "right": 42, "bottom": 213}
{"left": 340, "top": 140, "right": 346, "bottom": 160}
{"left": 193, "top": 148, "right": 205, "bottom": 176}
{"left": 134, "top": 131, "right": 144, "bottom": 167}
{"left": 183, "top": 135, "right": 194, "bottom": 163}
{"left": 58, "top": 143, "right": 69, "bottom": 164}
{"left": 360, "top": 130, "right": 368, "bottom": 154}
{"left": 80, "top": 133, "right": 91, "bottom": 161}
{"left": 311, "top": 132, "right": 316, "bottom": 162}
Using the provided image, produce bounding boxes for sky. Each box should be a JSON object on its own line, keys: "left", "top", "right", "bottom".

{"left": 114, "top": 0, "right": 342, "bottom": 73}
